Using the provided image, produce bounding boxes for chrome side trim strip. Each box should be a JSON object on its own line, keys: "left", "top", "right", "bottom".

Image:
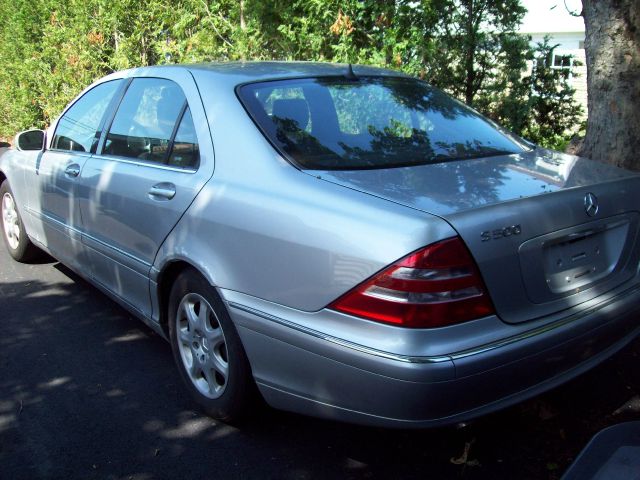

{"left": 229, "top": 282, "right": 640, "bottom": 365}
{"left": 82, "top": 234, "right": 152, "bottom": 268}
{"left": 90, "top": 154, "right": 197, "bottom": 174}
{"left": 228, "top": 302, "right": 451, "bottom": 364}
{"left": 47, "top": 148, "right": 93, "bottom": 159}
{"left": 26, "top": 206, "right": 152, "bottom": 269}
{"left": 26, "top": 206, "right": 81, "bottom": 237}
{"left": 449, "top": 282, "right": 640, "bottom": 360}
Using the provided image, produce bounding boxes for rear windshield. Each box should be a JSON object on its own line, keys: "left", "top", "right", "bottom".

{"left": 237, "top": 76, "right": 527, "bottom": 170}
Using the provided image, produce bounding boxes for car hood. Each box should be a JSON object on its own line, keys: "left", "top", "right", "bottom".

{"left": 311, "top": 148, "right": 637, "bottom": 217}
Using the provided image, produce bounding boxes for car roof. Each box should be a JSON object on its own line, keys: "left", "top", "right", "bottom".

{"left": 117, "top": 61, "right": 409, "bottom": 88}
{"left": 188, "top": 61, "right": 404, "bottom": 77}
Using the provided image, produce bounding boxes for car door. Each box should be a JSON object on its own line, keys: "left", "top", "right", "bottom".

{"left": 26, "top": 79, "right": 123, "bottom": 270}
{"left": 78, "top": 69, "right": 214, "bottom": 318}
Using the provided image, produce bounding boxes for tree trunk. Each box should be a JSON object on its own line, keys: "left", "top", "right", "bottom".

{"left": 463, "top": 0, "right": 477, "bottom": 106}
{"left": 383, "top": 0, "right": 395, "bottom": 66}
{"left": 240, "top": 0, "right": 246, "bottom": 31}
{"left": 579, "top": 0, "right": 640, "bottom": 170}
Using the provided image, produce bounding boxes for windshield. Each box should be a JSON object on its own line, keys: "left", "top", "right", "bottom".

{"left": 237, "top": 76, "right": 528, "bottom": 170}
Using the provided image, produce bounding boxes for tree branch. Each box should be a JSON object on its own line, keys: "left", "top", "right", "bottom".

{"left": 199, "top": 0, "right": 234, "bottom": 47}
{"left": 564, "top": 0, "right": 583, "bottom": 17}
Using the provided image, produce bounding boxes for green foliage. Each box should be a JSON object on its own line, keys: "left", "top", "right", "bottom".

{"left": 493, "top": 37, "right": 583, "bottom": 149}
{"left": 520, "top": 38, "right": 583, "bottom": 149}
{"left": 426, "top": 0, "right": 530, "bottom": 107}
{"left": 0, "top": 0, "right": 583, "bottom": 150}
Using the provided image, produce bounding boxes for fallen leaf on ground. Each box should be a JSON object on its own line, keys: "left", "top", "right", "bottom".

{"left": 612, "top": 395, "right": 640, "bottom": 415}
{"left": 450, "top": 439, "right": 480, "bottom": 467}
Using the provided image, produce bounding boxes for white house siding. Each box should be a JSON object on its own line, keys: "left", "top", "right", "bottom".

{"left": 529, "top": 32, "right": 588, "bottom": 118}
{"left": 520, "top": 1, "right": 587, "bottom": 118}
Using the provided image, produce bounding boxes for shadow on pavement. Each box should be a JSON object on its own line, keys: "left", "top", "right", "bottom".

{"left": 1, "top": 265, "right": 639, "bottom": 480}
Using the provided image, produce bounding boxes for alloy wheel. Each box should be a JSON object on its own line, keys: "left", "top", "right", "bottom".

{"left": 175, "top": 293, "right": 229, "bottom": 399}
{"left": 2, "top": 192, "right": 20, "bottom": 250}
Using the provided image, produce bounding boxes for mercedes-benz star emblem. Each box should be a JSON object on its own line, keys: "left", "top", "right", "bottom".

{"left": 584, "top": 192, "right": 599, "bottom": 217}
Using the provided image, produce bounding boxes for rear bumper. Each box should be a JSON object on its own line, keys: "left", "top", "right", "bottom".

{"left": 227, "top": 283, "right": 640, "bottom": 428}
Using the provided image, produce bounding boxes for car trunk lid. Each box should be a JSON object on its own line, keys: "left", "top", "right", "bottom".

{"left": 313, "top": 148, "right": 640, "bottom": 323}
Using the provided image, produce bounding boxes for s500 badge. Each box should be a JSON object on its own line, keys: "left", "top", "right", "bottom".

{"left": 481, "top": 225, "right": 522, "bottom": 242}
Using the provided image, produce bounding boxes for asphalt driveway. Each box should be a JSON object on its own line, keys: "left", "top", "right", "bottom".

{"left": 1, "top": 245, "right": 639, "bottom": 480}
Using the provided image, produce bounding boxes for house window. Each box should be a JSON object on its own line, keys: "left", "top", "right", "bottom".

{"left": 551, "top": 51, "right": 574, "bottom": 71}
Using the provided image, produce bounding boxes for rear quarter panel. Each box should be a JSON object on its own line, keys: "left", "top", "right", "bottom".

{"left": 152, "top": 72, "right": 457, "bottom": 311}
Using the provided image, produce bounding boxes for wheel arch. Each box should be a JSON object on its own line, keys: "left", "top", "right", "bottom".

{"left": 156, "top": 259, "right": 219, "bottom": 336}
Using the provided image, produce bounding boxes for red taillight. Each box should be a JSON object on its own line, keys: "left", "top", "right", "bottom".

{"left": 329, "top": 237, "right": 495, "bottom": 328}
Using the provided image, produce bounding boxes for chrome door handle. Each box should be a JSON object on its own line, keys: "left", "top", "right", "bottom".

{"left": 65, "top": 164, "right": 81, "bottom": 177}
{"left": 148, "top": 183, "right": 176, "bottom": 200}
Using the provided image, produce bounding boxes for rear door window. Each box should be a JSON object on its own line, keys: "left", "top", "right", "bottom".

{"left": 167, "top": 107, "right": 199, "bottom": 169}
{"left": 103, "top": 78, "right": 188, "bottom": 164}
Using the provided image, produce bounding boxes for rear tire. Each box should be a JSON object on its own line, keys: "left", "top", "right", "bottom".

{"left": 168, "top": 268, "right": 256, "bottom": 422}
{"left": 0, "top": 180, "right": 39, "bottom": 262}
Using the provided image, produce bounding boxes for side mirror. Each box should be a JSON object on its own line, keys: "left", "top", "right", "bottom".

{"left": 15, "top": 129, "right": 45, "bottom": 151}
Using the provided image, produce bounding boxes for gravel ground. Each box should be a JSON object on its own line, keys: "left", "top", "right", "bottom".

{"left": 1, "top": 244, "right": 639, "bottom": 480}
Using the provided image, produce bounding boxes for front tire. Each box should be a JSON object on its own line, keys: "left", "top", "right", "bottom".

{"left": 0, "top": 180, "right": 39, "bottom": 262}
{"left": 168, "top": 268, "right": 255, "bottom": 422}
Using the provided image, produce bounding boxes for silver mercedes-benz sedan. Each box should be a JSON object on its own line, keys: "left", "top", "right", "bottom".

{"left": 1, "top": 62, "right": 639, "bottom": 427}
